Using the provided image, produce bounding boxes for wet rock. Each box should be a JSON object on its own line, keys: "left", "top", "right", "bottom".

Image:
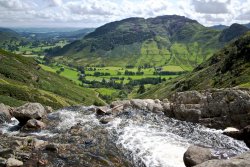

{"left": 0, "top": 157, "right": 6, "bottom": 167}
{"left": 45, "top": 144, "right": 58, "bottom": 153}
{"left": 0, "top": 103, "right": 12, "bottom": 123}
{"left": 242, "top": 125, "right": 250, "bottom": 148}
{"left": 12, "top": 103, "right": 46, "bottom": 125}
{"left": 22, "top": 119, "right": 46, "bottom": 131}
{"left": 183, "top": 145, "right": 216, "bottom": 167}
{"left": 194, "top": 151, "right": 250, "bottom": 167}
{"left": 223, "top": 126, "right": 250, "bottom": 148}
{"left": 6, "top": 158, "right": 23, "bottom": 167}
{"left": 99, "top": 117, "right": 113, "bottom": 124}
{"left": 15, "top": 152, "right": 30, "bottom": 160}
{"left": 0, "top": 148, "right": 14, "bottom": 159}
{"left": 223, "top": 127, "right": 243, "bottom": 140}
{"left": 96, "top": 106, "right": 110, "bottom": 116}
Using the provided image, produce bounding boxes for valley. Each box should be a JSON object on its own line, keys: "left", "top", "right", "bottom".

{"left": 0, "top": 10, "right": 250, "bottom": 167}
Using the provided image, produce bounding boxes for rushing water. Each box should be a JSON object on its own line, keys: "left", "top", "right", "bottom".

{"left": 1, "top": 107, "right": 249, "bottom": 167}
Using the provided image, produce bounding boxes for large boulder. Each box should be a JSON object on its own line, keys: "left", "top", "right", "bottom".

{"left": 12, "top": 103, "right": 46, "bottom": 125}
{"left": 194, "top": 151, "right": 250, "bottom": 167}
{"left": 167, "top": 89, "right": 250, "bottom": 129}
{"left": 183, "top": 145, "right": 216, "bottom": 167}
{"left": 0, "top": 103, "right": 12, "bottom": 124}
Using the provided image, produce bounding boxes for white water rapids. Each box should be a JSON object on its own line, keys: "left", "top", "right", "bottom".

{"left": 1, "top": 107, "right": 249, "bottom": 167}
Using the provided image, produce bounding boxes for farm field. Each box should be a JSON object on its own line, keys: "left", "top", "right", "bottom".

{"left": 40, "top": 63, "right": 189, "bottom": 102}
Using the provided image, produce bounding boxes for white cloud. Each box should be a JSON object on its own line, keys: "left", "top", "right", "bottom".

{"left": 192, "top": 0, "right": 230, "bottom": 14}
{"left": 0, "top": 0, "right": 249, "bottom": 27}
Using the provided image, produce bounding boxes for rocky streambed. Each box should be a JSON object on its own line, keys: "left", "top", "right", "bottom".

{"left": 0, "top": 88, "right": 250, "bottom": 167}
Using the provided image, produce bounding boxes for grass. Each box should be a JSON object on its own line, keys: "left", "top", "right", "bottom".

{"left": 0, "top": 49, "right": 104, "bottom": 108}
{"left": 95, "top": 88, "right": 119, "bottom": 96}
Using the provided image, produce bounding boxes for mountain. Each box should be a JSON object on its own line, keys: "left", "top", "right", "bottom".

{"left": 50, "top": 15, "right": 224, "bottom": 68}
{"left": 209, "top": 24, "right": 228, "bottom": 30}
{"left": 139, "top": 32, "right": 250, "bottom": 99}
{"left": 0, "top": 28, "right": 21, "bottom": 45}
{"left": 0, "top": 49, "right": 103, "bottom": 108}
{"left": 243, "top": 23, "right": 250, "bottom": 29}
{"left": 219, "top": 23, "right": 249, "bottom": 42}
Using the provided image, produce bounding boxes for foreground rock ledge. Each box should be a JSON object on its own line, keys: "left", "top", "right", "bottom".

{"left": 108, "top": 88, "right": 250, "bottom": 129}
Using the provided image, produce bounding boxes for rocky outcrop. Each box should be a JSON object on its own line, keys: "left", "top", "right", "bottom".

{"left": 168, "top": 89, "right": 250, "bottom": 129}
{"left": 107, "top": 88, "right": 250, "bottom": 129}
{"left": 194, "top": 151, "right": 250, "bottom": 167}
{"left": 12, "top": 103, "right": 47, "bottom": 125}
{"left": 183, "top": 145, "right": 216, "bottom": 167}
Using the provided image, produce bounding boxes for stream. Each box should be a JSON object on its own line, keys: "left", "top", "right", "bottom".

{"left": 1, "top": 106, "right": 249, "bottom": 167}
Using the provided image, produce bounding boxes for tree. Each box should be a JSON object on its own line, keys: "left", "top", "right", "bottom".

{"left": 137, "top": 84, "right": 146, "bottom": 94}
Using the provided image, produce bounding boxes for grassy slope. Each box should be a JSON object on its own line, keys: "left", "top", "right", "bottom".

{"left": 139, "top": 32, "right": 250, "bottom": 99}
{"left": 52, "top": 15, "right": 225, "bottom": 69}
{"left": 0, "top": 49, "right": 104, "bottom": 108}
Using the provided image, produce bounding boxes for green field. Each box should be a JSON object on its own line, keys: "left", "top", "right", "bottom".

{"left": 40, "top": 63, "right": 186, "bottom": 102}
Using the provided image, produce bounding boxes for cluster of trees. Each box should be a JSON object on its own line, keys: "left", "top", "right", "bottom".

{"left": 93, "top": 72, "right": 111, "bottom": 77}
{"left": 124, "top": 70, "right": 144, "bottom": 75}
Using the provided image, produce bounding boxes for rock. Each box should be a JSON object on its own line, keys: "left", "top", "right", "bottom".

{"left": 99, "top": 117, "right": 113, "bottom": 124}
{"left": 166, "top": 89, "right": 250, "bottom": 129}
{"left": 223, "top": 127, "right": 243, "bottom": 140}
{"left": 194, "top": 151, "right": 250, "bottom": 167}
{"left": 130, "top": 99, "right": 147, "bottom": 110}
{"left": 110, "top": 100, "right": 130, "bottom": 108}
{"left": 96, "top": 106, "right": 110, "bottom": 116}
{"left": 12, "top": 103, "right": 46, "bottom": 125}
{"left": 242, "top": 125, "right": 250, "bottom": 148}
{"left": 15, "top": 152, "right": 30, "bottom": 160}
{"left": 0, "top": 148, "right": 14, "bottom": 159}
{"left": 183, "top": 145, "right": 216, "bottom": 167}
{"left": 22, "top": 119, "right": 46, "bottom": 131}
{"left": 0, "top": 103, "right": 12, "bottom": 123}
{"left": 33, "top": 139, "right": 48, "bottom": 149}
{"left": 45, "top": 144, "right": 58, "bottom": 153}
{"left": 45, "top": 106, "right": 53, "bottom": 113}
{"left": 6, "top": 158, "right": 23, "bottom": 167}
{"left": 0, "top": 157, "right": 6, "bottom": 167}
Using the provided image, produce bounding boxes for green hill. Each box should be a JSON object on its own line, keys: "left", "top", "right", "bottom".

{"left": 0, "top": 28, "right": 22, "bottom": 50}
{"left": 139, "top": 32, "right": 250, "bottom": 99}
{"left": 50, "top": 15, "right": 247, "bottom": 68}
{"left": 0, "top": 49, "right": 103, "bottom": 108}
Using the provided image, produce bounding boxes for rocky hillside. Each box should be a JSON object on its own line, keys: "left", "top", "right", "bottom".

{"left": 140, "top": 32, "right": 250, "bottom": 99}
{"left": 50, "top": 15, "right": 248, "bottom": 68}
{"left": 0, "top": 49, "right": 103, "bottom": 109}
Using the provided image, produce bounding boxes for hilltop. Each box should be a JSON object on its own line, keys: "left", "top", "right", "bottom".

{"left": 0, "top": 49, "right": 103, "bottom": 108}
{"left": 139, "top": 32, "right": 250, "bottom": 99}
{"left": 50, "top": 15, "right": 248, "bottom": 69}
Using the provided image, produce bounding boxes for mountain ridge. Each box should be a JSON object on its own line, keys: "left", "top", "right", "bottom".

{"left": 50, "top": 15, "right": 248, "bottom": 68}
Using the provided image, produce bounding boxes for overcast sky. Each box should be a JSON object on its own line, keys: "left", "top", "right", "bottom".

{"left": 0, "top": 0, "right": 249, "bottom": 28}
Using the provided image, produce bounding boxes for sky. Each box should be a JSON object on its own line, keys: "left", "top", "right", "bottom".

{"left": 0, "top": 0, "right": 250, "bottom": 28}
